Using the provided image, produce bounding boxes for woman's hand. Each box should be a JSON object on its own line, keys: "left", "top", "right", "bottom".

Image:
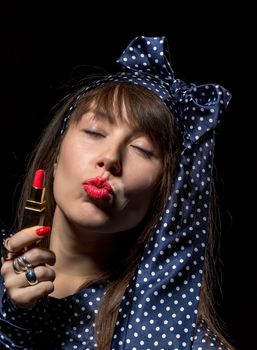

{"left": 0, "top": 226, "right": 56, "bottom": 309}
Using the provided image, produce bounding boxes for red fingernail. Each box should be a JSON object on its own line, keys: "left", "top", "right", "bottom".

{"left": 36, "top": 226, "right": 51, "bottom": 236}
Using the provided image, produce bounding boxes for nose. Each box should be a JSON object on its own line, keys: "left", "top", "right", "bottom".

{"left": 96, "top": 151, "right": 122, "bottom": 176}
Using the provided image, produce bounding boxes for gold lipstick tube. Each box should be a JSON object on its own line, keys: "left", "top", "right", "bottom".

{"left": 21, "top": 170, "right": 46, "bottom": 230}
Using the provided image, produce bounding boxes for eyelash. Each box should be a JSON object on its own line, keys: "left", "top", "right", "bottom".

{"left": 83, "top": 129, "right": 104, "bottom": 138}
{"left": 83, "top": 129, "right": 154, "bottom": 158}
{"left": 132, "top": 146, "right": 154, "bottom": 159}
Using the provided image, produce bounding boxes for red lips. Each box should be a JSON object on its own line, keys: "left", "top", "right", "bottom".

{"left": 83, "top": 176, "right": 114, "bottom": 200}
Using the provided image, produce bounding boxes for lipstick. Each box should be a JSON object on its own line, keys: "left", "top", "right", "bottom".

{"left": 83, "top": 176, "right": 113, "bottom": 201}
{"left": 21, "top": 169, "right": 46, "bottom": 229}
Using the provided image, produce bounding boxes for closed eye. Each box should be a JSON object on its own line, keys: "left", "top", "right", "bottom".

{"left": 83, "top": 129, "right": 105, "bottom": 138}
{"left": 131, "top": 145, "right": 154, "bottom": 159}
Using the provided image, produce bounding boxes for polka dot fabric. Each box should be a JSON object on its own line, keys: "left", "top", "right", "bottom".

{"left": 0, "top": 36, "right": 232, "bottom": 349}
{"left": 0, "top": 257, "right": 105, "bottom": 349}
{"left": 108, "top": 36, "right": 231, "bottom": 349}
{"left": 0, "top": 269, "right": 228, "bottom": 349}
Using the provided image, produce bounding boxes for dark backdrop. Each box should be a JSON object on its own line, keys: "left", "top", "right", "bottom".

{"left": 0, "top": 3, "right": 255, "bottom": 349}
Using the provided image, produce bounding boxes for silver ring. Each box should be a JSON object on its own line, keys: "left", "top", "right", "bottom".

{"left": 13, "top": 259, "right": 23, "bottom": 274}
{"left": 17, "top": 256, "right": 32, "bottom": 269}
{"left": 1, "top": 238, "right": 19, "bottom": 261}
{"left": 25, "top": 268, "right": 38, "bottom": 286}
{"left": 12, "top": 255, "right": 32, "bottom": 274}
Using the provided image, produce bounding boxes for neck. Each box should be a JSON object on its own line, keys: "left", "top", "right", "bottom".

{"left": 49, "top": 209, "right": 129, "bottom": 295}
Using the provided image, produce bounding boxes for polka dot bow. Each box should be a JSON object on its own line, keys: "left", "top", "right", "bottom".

{"left": 117, "top": 36, "right": 174, "bottom": 83}
{"left": 116, "top": 36, "right": 231, "bottom": 146}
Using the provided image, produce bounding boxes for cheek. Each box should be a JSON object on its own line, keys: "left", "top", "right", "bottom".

{"left": 138, "top": 172, "right": 160, "bottom": 190}
{"left": 55, "top": 136, "right": 97, "bottom": 178}
{"left": 53, "top": 139, "right": 88, "bottom": 197}
{"left": 59, "top": 140, "right": 85, "bottom": 169}
{"left": 115, "top": 166, "right": 161, "bottom": 229}
{"left": 119, "top": 162, "right": 162, "bottom": 211}
{"left": 125, "top": 161, "right": 162, "bottom": 193}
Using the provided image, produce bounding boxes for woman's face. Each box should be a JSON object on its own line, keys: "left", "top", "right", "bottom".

{"left": 53, "top": 108, "right": 163, "bottom": 234}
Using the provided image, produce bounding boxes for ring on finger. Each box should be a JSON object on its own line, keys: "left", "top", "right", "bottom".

{"left": 25, "top": 268, "right": 39, "bottom": 286}
{"left": 13, "top": 255, "right": 33, "bottom": 274}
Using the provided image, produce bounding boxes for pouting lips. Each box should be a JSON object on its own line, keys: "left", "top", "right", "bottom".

{"left": 83, "top": 177, "right": 114, "bottom": 201}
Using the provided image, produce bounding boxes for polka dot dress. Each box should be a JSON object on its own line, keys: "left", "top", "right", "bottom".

{"left": 0, "top": 36, "right": 232, "bottom": 349}
{"left": 0, "top": 271, "right": 228, "bottom": 349}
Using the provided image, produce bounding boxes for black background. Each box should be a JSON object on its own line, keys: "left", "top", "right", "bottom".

{"left": 0, "top": 3, "right": 255, "bottom": 349}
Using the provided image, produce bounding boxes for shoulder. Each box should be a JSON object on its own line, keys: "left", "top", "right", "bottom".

{"left": 192, "top": 318, "right": 232, "bottom": 350}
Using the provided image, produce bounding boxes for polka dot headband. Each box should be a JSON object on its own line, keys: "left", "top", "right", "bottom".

{"left": 61, "top": 36, "right": 231, "bottom": 143}
{"left": 61, "top": 36, "right": 232, "bottom": 349}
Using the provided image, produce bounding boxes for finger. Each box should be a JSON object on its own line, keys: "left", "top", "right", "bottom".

{"left": 1, "top": 259, "right": 16, "bottom": 277}
{"left": 23, "top": 265, "right": 56, "bottom": 284}
{"left": 4, "top": 226, "right": 51, "bottom": 253}
{"left": 8, "top": 281, "right": 54, "bottom": 309}
{"left": 23, "top": 248, "right": 56, "bottom": 267}
{"left": 4, "top": 265, "right": 56, "bottom": 289}
{"left": 1, "top": 249, "right": 55, "bottom": 279}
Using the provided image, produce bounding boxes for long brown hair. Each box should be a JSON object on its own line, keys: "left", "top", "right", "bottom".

{"left": 17, "top": 82, "right": 234, "bottom": 349}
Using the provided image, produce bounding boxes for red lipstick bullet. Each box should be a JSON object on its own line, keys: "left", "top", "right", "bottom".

{"left": 33, "top": 169, "right": 45, "bottom": 189}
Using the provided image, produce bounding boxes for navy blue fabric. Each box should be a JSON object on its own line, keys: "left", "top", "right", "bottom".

{"left": 0, "top": 256, "right": 228, "bottom": 349}
{"left": 0, "top": 36, "right": 232, "bottom": 349}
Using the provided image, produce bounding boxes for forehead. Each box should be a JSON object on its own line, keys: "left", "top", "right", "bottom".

{"left": 78, "top": 109, "right": 147, "bottom": 137}
{"left": 73, "top": 94, "right": 141, "bottom": 129}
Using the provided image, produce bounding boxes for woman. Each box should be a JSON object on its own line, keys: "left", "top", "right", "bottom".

{"left": 0, "top": 36, "right": 234, "bottom": 349}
